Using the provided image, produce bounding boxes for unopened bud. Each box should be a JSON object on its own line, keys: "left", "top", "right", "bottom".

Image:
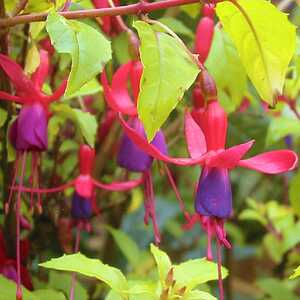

{"left": 176, "top": 286, "right": 187, "bottom": 296}
{"left": 200, "top": 70, "right": 217, "bottom": 101}
{"left": 160, "top": 288, "right": 169, "bottom": 300}
{"left": 202, "top": 4, "right": 215, "bottom": 18}
{"left": 128, "top": 30, "right": 140, "bottom": 60}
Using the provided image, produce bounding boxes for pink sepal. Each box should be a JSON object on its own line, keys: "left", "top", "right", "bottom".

{"left": 75, "top": 175, "right": 94, "bottom": 198}
{"left": 45, "top": 79, "right": 67, "bottom": 103}
{"left": 0, "top": 91, "right": 23, "bottom": 103}
{"left": 92, "top": 176, "right": 143, "bottom": 191}
{"left": 0, "top": 54, "right": 40, "bottom": 101}
{"left": 207, "top": 140, "right": 254, "bottom": 169}
{"left": 238, "top": 150, "right": 298, "bottom": 174}
{"left": 31, "top": 50, "right": 49, "bottom": 90}
{"left": 119, "top": 114, "right": 206, "bottom": 166}
{"left": 185, "top": 110, "right": 207, "bottom": 158}
{"left": 101, "top": 64, "right": 137, "bottom": 116}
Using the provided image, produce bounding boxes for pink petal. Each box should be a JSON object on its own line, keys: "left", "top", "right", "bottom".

{"left": 0, "top": 91, "right": 24, "bottom": 103}
{"left": 119, "top": 114, "right": 206, "bottom": 166}
{"left": 92, "top": 176, "right": 143, "bottom": 191}
{"left": 45, "top": 79, "right": 67, "bottom": 102}
{"left": 238, "top": 150, "right": 298, "bottom": 174}
{"left": 207, "top": 140, "right": 255, "bottom": 169}
{"left": 185, "top": 110, "right": 207, "bottom": 158}
{"left": 31, "top": 50, "right": 49, "bottom": 90}
{"left": 101, "top": 64, "right": 137, "bottom": 115}
{"left": 0, "top": 54, "right": 39, "bottom": 100}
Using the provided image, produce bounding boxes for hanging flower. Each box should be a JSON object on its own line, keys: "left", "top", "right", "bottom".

{"left": 101, "top": 61, "right": 195, "bottom": 244}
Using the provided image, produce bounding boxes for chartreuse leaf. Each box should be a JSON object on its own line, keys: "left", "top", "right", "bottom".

{"left": 185, "top": 290, "right": 217, "bottom": 300}
{"left": 51, "top": 103, "right": 97, "bottom": 147}
{"left": 32, "top": 290, "right": 66, "bottom": 300}
{"left": 39, "top": 253, "right": 128, "bottom": 296}
{"left": 173, "top": 258, "right": 228, "bottom": 290}
{"left": 290, "top": 266, "right": 300, "bottom": 279}
{"left": 0, "top": 275, "right": 38, "bottom": 300}
{"left": 106, "top": 226, "right": 142, "bottom": 268}
{"left": 216, "top": 0, "right": 296, "bottom": 106}
{"left": 205, "top": 27, "right": 247, "bottom": 112}
{"left": 134, "top": 21, "right": 199, "bottom": 141}
{"left": 289, "top": 170, "right": 300, "bottom": 216}
{"left": 47, "top": 270, "right": 88, "bottom": 300}
{"left": 46, "top": 11, "right": 111, "bottom": 96}
{"left": 150, "top": 244, "right": 172, "bottom": 285}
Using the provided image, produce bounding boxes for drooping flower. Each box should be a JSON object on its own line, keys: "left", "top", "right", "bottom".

{"left": 0, "top": 50, "right": 67, "bottom": 300}
{"left": 118, "top": 73, "right": 298, "bottom": 300}
{"left": 16, "top": 144, "right": 142, "bottom": 300}
{"left": 101, "top": 61, "right": 194, "bottom": 244}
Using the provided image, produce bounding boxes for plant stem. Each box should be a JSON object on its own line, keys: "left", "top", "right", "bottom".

{"left": 69, "top": 225, "right": 81, "bottom": 300}
{"left": 12, "top": 0, "right": 28, "bottom": 16}
{"left": 0, "top": 0, "right": 200, "bottom": 28}
{"left": 16, "top": 152, "right": 27, "bottom": 300}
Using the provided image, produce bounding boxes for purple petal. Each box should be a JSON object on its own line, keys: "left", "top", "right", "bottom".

{"left": 71, "top": 192, "right": 93, "bottom": 220}
{"left": 117, "top": 117, "right": 168, "bottom": 172}
{"left": 16, "top": 103, "right": 48, "bottom": 151}
{"left": 195, "top": 167, "right": 232, "bottom": 218}
{"left": 1, "top": 265, "right": 18, "bottom": 283}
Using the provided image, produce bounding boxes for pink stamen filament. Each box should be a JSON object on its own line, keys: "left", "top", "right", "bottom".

{"left": 163, "top": 163, "right": 190, "bottom": 221}
{"left": 5, "top": 154, "right": 20, "bottom": 214}
{"left": 206, "top": 220, "right": 213, "bottom": 261}
{"left": 69, "top": 224, "right": 81, "bottom": 300}
{"left": 216, "top": 239, "right": 224, "bottom": 300}
{"left": 16, "top": 151, "right": 27, "bottom": 300}
{"left": 144, "top": 171, "right": 161, "bottom": 244}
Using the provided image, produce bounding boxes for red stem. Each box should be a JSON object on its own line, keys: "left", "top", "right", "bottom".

{"left": 0, "top": 0, "right": 201, "bottom": 28}
{"left": 216, "top": 239, "right": 225, "bottom": 300}
{"left": 16, "top": 151, "right": 27, "bottom": 300}
{"left": 69, "top": 225, "right": 81, "bottom": 300}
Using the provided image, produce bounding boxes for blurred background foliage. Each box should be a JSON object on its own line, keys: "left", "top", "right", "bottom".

{"left": 0, "top": 0, "right": 300, "bottom": 300}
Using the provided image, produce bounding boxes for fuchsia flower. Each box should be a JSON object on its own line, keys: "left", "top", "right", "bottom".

{"left": 119, "top": 76, "right": 298, "bottom": 299}
{"left": 0, "top": 50, "right": 67, "bottom": 300}
{"left": 101, "top": 61, "right": 192, "bottom": 244}
{"left": 18, "top": 144, "right": 143, "bottom": 228}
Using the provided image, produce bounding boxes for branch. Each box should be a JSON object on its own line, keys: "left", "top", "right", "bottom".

{"left": 0, "top": 0, "right": 200, "bottom": 28}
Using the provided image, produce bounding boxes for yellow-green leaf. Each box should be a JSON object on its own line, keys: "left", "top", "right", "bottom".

{"left": 216, "top": 0, "right": 296, "bottom": 106}
{"left": 134, "top": 21, "right": 199, "bottom": 141}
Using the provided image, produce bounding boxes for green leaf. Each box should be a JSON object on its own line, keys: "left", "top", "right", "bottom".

{"left": 0, "top": 275, "right": 38, "bottom": 300}
{"left": 105, "top": 290, "right": 123, "bottom": 300}
{"left": 64, "top": 78, "right": 102, "bottom": 99}
{"left": 289, "top": 170, "right": 300, "bottom": 216}
{"left": 0, "top": 108, "right": 7, "bottom": 128}
{"left": 106, "top": 226, "right": 142, "bottom": 268}
{"left": 290, "top": 266, "right": 300, "bottom": 279}
{"left": 51, "top": 104, "right": 97, "bottom": 147}
{"left": 158, "top": 17, "right": 194, "bottom": 38}
{"left": 150, "top": 244, "right": 172, "bottom": 284}
{"left": 216, "top": 0, "right": 296, "bottom": 106}
{"left": 184, "top": 290, "right": 217, "bottom": 300}
{"left": 239, "top": 208, "right": 267, "bottom": 226}
{"left": 205, "top": 27, "right": 247, "bottom": 112}
{"left": 24, "top": 43, "right": 40, "bottom": 75}
{"left": 266, "top": 116, "right": 300, "bottom": 146}
{"left": 257, "top": 278, "right": 299, "bottom": 300}
{"left": 32, "top": 290, "right": 66, "bottom": 300}
{"left": 46, "top": 11, "right": 111, "bottom": 96}
{"left": 40, "top": 253, "right": 128, "bottom": 296}
{"left": 134, "top": 21, "right": 199, "bottom": 140}
{"left": 47, "top": 270, "right": 88, "bottom": 300}
{"left": 173, "top": 258, "right": 228, "bottom": 290}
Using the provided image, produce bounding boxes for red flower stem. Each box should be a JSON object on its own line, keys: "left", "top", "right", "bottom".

{"left": 163, "top": 163, "right": 190, "bottom": 220}
{"left": 216, "top": 239, "right": 225, "bottom": 300}
{"left": 0, "top": 0, "right": 201, "bottom": 28}
{"left": 5, "top": 154, "right": 20, "bottom": 213}
{"left": 69, "top": 225, "right": 81, "bottom": 300}
{"left": 16, "top": 151, "right": 27, "bottom": 300}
